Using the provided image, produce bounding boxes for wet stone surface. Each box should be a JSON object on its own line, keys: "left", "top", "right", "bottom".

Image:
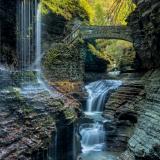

{"left": 0, "top": 69, "right": 80, "bottom": 160}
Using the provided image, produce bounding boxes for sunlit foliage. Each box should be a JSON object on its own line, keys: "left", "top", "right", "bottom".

{"left": 41, "top": 0, "right": 135, "bottom": 25}
{"left": 41, "top": 0, "right": 93, "bottom": 22}
{"left": 87, "top": 0, "right": 135, "bottom": 25}
{"left": 41, "top": 0, "right": 136, "bottom": 69}
{"left": 107, "top": 0, "right": 136, "bottom": 25}
{"left": 79, "top": 0, "right": 95, "bottom": 24}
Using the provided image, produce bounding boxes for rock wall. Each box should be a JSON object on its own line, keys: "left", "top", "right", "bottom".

{"left": 125, "top": 70, "right": 160, "bottom": 160}
{"left": 0, "top": 0, "right": 17, "bottom": 66}
{"left": 104, "top": 76, "right": 145, "bottom": 153}
{"left": 128, "top": 0, "right": 160, "bottom": 70}
{"left": 0, "top": 69, "right": 81, "bottom": 160}
{"left": 43, "top": 43, "right": 84, "bottom": 82}
{"left": 42, "top": 43, "right": 85, "bottom": 99}
{"left": 103, "top": 1, "right": 160, "bottom": 159}
{"left": 104, "top": 70, "right": 160, "bottom": 160}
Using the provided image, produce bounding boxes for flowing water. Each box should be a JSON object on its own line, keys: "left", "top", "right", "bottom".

{"left": 0, "top": 0, "right": 121, "bottom": 160}
{"left": 78, "top": 80, "right": 122, "bottom": 160}
{"left": 17, "top": 0, "right": 52, "bottom": 95}
{"left": 17, "top": 0, "right": 35, "bottom": 70}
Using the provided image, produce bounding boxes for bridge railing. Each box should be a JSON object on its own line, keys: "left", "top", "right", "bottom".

{"left": 63, "top": 24, "right": 81, "bottom": 45}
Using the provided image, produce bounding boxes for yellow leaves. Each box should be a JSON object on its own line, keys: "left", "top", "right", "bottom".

{"left": 108, "top": 0, "right": 136, "bottom": 25}
{"left": 79, "top": 0, "right": 95, "bottom": 24}
{"left": 40, "top": 0, "right": 135, "bottom": 26}
{"left": 41, "top": 0, "right": 78, "bottom": 20}
{"left": 85, "top": 0, "right": 135, "bottom": 25}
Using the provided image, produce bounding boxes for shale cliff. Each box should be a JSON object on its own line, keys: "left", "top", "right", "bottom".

{"left": 128, "top": 0, "right": 160, "bottom": 70}
{"left": 103, "top": 0, "right": 160, "bottom": 159}
{"left": 105, "top": 70, "right": 160, "bottom": 160}
{"left": 0, "top": 69, "right": 81, "bottom": 160}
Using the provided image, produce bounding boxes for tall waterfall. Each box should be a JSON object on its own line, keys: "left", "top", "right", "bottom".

{"left": 17, "top": 0, "right": 36, "bottom": 70}
{"left": 17, "top": 0, "right": 51, "bottom": 94}
{"left": 17, "top": 0, "right": 42, "bottom": 70}
{"left": 35, "top": 2, "right": 42, "bottom": 71}
{"left": 79, "top": 80, "right": 122, "bottom": 156}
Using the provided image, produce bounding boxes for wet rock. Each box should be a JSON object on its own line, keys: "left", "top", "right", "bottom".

{"left": 128, "top": 0, "right": 160, "bottom": 70}
{"left": 0, "top": 70, "right": 80, "bottom": 159}
{"left": 125, "top": 70, "right": 160, "bottom": 160}
{"left": 105, "top": 70, "right": 160, "bottom": 159}
{"left": 103, "top": 74, "right": 145, "bottom": 153}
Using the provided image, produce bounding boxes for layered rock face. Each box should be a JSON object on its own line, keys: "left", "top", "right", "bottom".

{"left": 119, "top": 1, "right": 160, "bottom": 158}
{"left": 43, "top": 43, "right": 84, "bottom": 82}
{"left": 104, "top": 76, "right": 145, "bottom": 153}
{"left": 0, "top": 69, "right": 80, "bottom": 160}
{"left": 125, "top": 70, "right": 160, "bottom": 160}
{"left": 0, "top": 0, "right": 17, "bottom": 66}
{"left": 128, "top": 0, "right": 160, "bottom": 70}
{"left": 104, "top": 70, "right": 160, "bottom": 160}
{"left": 42, "top": 43, "right": 85, "bottom": 100}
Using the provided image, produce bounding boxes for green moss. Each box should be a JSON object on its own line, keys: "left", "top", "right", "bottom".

{"left": 43, "top": 43, "right": 80, "bottom": 70}
{"left": 7, "top": 87, "right": 23, "bottom": 101}
{"left": 64, "top": 108, "right": 77, "bottom": 123}
{"left": 12, "top": 71, "right": 37, "bottom": 86}
{"left": 48, "top": 100, "right": 64, "bottom": 109}
{"left": 41, "top": 0, "right": 90, "bottom": 22}
{"left": 42, "top": 116, "right": 55, "bottom": 127}
{"left": 22, "top": 106, "right": 34, "bottom": 115}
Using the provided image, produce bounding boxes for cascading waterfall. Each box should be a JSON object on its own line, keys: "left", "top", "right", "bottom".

{"left": 85, "top": 80, "right": 122, "bottom": 113}
{"left": 79, "top": 80, "right": 122, "bottom": 159}
{"left": 17, "top": 0, "right": 51, "bottom": 95}
{"left": 80, "top": 122, "right": 106, "bottom": 153}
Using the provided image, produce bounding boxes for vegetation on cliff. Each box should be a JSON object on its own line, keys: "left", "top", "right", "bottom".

{"left": 41, "top": 0, "right": 93, "bottom": 22}
{"left": 41, "top": 0, "right": 135, "bottom": 25}
{"left": 41, "top": 0, "right": 136, "bottom": 70}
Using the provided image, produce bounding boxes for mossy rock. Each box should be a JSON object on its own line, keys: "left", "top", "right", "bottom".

{"left": 42, "top": 43, "right": 81, "bottom": 69}
{"left": 42, "top": 43, "right": 84, "bottom": 81}
{"left": 11, "top": 71, "right": 37, "bottom": 86}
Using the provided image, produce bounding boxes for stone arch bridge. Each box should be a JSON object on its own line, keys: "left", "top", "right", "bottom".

{"left": 63, "top": 25, "right": 133, "bottom": 44}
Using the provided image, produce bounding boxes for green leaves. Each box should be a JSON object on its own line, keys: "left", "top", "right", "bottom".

{"left": 41, "top": 0, "right": 91, "bottom": 21}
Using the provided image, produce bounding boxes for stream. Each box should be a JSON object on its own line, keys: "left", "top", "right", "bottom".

{"left": 77, "top": 80, "right": 122, "bottom": 160}
{"left": 0, "top": 1, "right": 123, "bottom": 159}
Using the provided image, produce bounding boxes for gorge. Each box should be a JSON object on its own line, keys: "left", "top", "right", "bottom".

{"left": 0, "top": 0, "right": 160, "bottom": 160}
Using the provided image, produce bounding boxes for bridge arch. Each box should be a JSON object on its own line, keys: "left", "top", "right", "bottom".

{"left": 79, "top": 25, "right": 133, "bottom": 42}
{"left": 63, "top": 25, "right": 133, "bottom": 44}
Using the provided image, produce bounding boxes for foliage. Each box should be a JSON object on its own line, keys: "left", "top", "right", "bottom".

{"left": 79, "top": 0, "right": 95, "bottom": 24}
{"left": 43, "top": 43, "right": 79, "bottom": 70}
{"left": 64, "top": 108, "right": 77, "bottom": 123}
{"left": 83, "top": 0, "right": 136, "bottom": 70}
{"left": 41, "top": 0, "right": 135, "bottom": 25}
{"left": 7, "top": 87, "right": 22, "bottom": 101}
{"left": 86, "top": 0, "right": 135, "bottom": 25}
{"left": 89, "top": 40, "right": 135, "bottom": 69}
{"left": 41, "top": 0, "right": 91, "bottom": 21}
{"left": 11, "top": 71, "right": 37, "bottom": 86}
{"left": 88, "top": 43, "right": 114, "bottom": 65}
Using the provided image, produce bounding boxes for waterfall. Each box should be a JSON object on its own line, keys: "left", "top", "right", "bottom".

{"left": 34, "top": 2, "right": 51, "bottom": 94}
{"left": 79, "top": 80, "right": 122, "bottom": 156}
{"left": 17, "top": 0, "right": 41, "bottom": 70}
{"left": 17, "top": 0, "right": 51, "bottom": 95}
{"left": 17, "top": 0, "right": 35, "bottom": 70}
{"left": 85, "top": 80, "right": 122, "bottom": 113}
{"left": 35, "top": 2, "right": 42, "bottom": 71}
{"left": 80, "top": 122, "right": 106, "bottom": 153}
